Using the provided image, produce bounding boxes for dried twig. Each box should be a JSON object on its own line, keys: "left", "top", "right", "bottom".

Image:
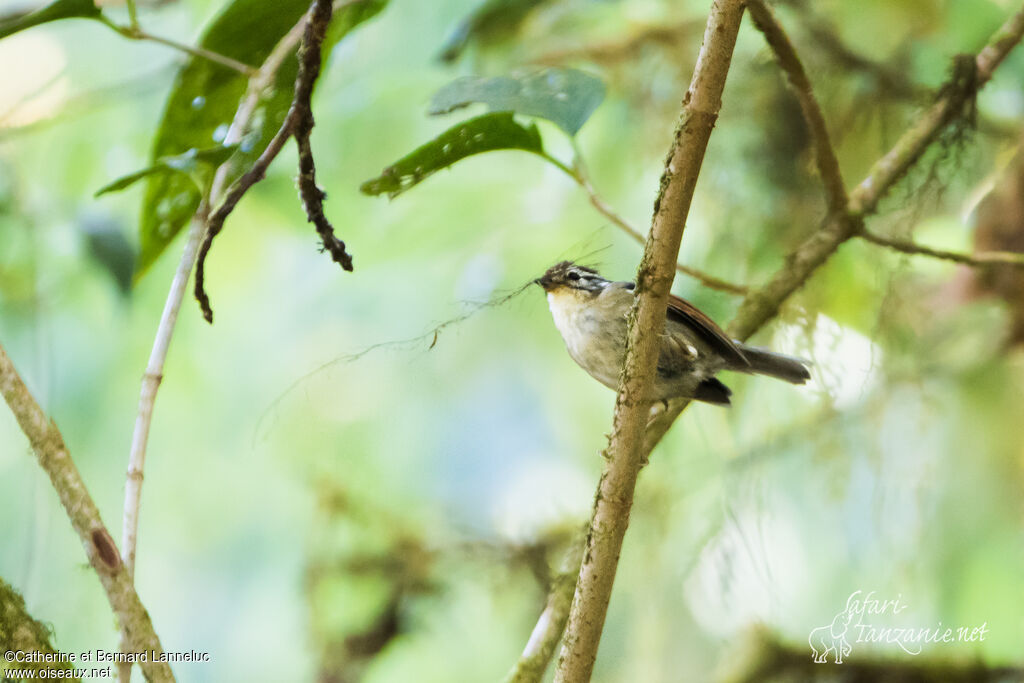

{"left": 553, "top": 3, "right": 747, "bottom": 680}
{"left": 0, "top": 344, "right": 174, "bottom": 683}
{"left": 293, "top": 0, "right": 355, "bottom": 272}
{"left": 194, "top": 0, "right": 353, "bottom": 323}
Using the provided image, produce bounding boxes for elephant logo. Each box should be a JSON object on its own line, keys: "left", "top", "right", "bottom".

{"left": 808, "top": 593, "right": 858, "bottom": 664}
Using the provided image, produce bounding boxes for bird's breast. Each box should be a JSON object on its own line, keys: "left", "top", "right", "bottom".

{"left": 546, "top": 290, "right": 624, "bottom": 389}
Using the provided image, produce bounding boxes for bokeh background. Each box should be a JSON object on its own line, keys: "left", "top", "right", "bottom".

{"left": 1, "top": 0, "right": 1023, "bottom": 680}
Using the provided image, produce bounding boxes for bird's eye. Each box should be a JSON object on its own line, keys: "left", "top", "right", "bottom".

{"left": 567, "top": 272, "right": 581, "bottom": 281}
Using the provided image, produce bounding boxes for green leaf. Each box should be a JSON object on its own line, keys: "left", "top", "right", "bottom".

{"left": 136, "top": 0, "right": 388, "bottom": 279}
{"left": 95, "top": 146, "right": 238, "bottom": 197}
{"left": 429, "top": 68, "right": 605, "bottom": 136}
{"left": 360, "top": 112, "right": 543, "bottom": 198}
{"left": 0, "top": 0, "right": 102, "bottom": 40}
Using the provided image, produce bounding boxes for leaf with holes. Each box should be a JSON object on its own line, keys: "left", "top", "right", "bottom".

{"left": 0, "top": 0, "right": 102, "bottom": 41}
{"left": 429, "top": 68, "right": 605, "bottom": 136}
{"left": 136, "top": 0, "right": 388, "bottom": 279}
{"left": 96, "top": 146, "right": 238, "bottom": 197}
{"left": 360, "top": 112, "right": 543, "bottom": 198}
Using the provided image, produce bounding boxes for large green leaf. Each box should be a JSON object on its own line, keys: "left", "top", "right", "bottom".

{"left": 0, "top": 0, "right": 102, "bottom": 41}
{"left": 137, "top": 0, "right": 388, "bottom": 278}
{"left": 359, "top": 112, "right": 543, "bottom": 198}
{"left": 96, "top": 145, "right": 238, "bottom": 197}
{"left": 429, "top": 68, "right": 605, "bottom": 136}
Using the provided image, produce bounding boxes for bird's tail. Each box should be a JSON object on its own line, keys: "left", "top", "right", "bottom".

{"left": 735, "top": 345, "right": 811, "bottom": 385}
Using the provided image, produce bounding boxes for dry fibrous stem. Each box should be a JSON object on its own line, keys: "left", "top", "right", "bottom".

{"left": 194, "top": 0, "right": 353, "bottom": 323}
{"left": 0, "top": 344, "right": 174, "bottom": 683}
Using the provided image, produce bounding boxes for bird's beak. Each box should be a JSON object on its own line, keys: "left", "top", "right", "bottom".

{"left": 534, "top": 276, "right": 553, "bottom": 291}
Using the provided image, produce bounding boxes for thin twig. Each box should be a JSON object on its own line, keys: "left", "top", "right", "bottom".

{"left": 195, "top": 0, "right": 354, "bottom": 322}
{"left": 553, "top": 2, "right": 747, "bottom": 680}
{"left": 747, "top": 0, "right": 848, "bottom": 213}
{"left": 97, "top": 16, "right": 256, "bottom": 77}
{"left": 194, "top": 106, "right": 303, "bottom": 322}
{"left": 542, "top": 151, "right": 748, "bottom": 295}
{"left": 125, "top": 0, "right": 139, "bottom": 30}
{"left": 859, "top": 228, "right": 1024, "bottom": 266}
{"left": 0, "top": 345, "right": 174, "bottom": 683}
{"left": 293, "top": 0, "right": 354, "bottom": 271}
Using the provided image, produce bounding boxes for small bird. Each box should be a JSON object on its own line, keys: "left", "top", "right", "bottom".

{"left": 535, "top": 261, "right": 810, "bottom": 405}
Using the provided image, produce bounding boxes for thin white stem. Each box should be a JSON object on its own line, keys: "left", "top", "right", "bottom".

{"left": 115, "top": 10, "right": 317, "bottom": 679}
{"left": 121, "top": 208, "right": 206, "bottom": 581}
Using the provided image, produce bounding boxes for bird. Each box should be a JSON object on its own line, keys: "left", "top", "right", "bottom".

{"left": 535, "top": 261, "right": 810, "bottom": 406}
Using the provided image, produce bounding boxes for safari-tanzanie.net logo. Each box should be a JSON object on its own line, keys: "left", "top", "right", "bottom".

{"left": 808, "top": 590, "right": 989, "bottom": 664}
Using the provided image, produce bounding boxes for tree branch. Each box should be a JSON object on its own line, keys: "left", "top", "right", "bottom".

{"left": 553, "top": 2, "right": 746, "bottom": 680}
{"left": 747, "top": 0, "right": 847, "bottom": 213}
{"left": 503, "top": 531, "right": 587, "bottom": 683}
{"left": 0, "top": 344, "right": 174, "bottom": 683}
{"left": 860, "top": 228, "right": 1024, "bottom": 266}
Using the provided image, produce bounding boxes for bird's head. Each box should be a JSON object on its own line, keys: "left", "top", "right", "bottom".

{"left": 534, "top": 261, "right": 609, "bottom": 296}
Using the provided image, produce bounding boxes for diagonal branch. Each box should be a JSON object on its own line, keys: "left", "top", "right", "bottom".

{"left": 553, "top": 2, "right": 747, "bottom": 680}
{"left": 859, "top": 228, "right": 1024, "bottom": 266}
{"left": 747, "top": 0, "right": 847, "bottom": 213}
{"left": 0, "top": 344, "right": 174, "bottom": 683}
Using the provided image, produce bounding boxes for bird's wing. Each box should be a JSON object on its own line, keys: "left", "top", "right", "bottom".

{"left": 618, "top": 281, "right": 749, "bottom": 367}
{"left": 665, "top": 293, "right": 749, "bottom": 367}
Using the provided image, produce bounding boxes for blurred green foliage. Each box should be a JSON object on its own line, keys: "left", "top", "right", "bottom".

{"left": 0, "top": 0, "right": 1023, "bottom": 681}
